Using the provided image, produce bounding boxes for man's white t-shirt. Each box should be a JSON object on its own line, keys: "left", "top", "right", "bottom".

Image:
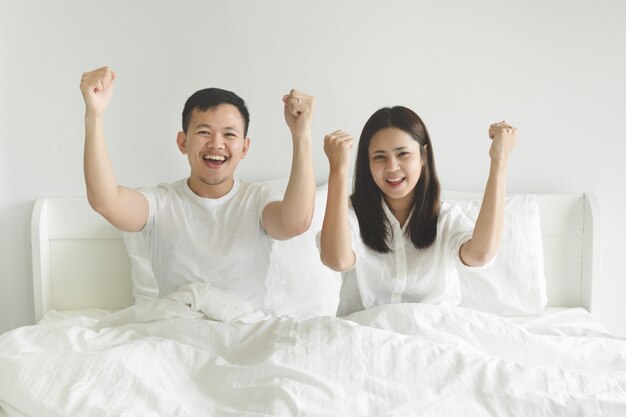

{"left": 336, "top": 200, "right": 487, "bottom": 316}
{"left": 138, "top": 178, "right": 281, "bottom": 306}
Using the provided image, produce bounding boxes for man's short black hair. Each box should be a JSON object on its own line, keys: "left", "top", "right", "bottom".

{"left": 182, "top": 88, "right": 250, "bottom": 135}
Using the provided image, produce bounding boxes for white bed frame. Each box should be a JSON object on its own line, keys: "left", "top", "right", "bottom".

{"left": 30, "top": 193, "right": 601, "bottom": 322}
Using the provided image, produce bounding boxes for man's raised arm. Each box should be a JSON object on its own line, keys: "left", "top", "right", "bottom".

{"left": 80, "top": 66, "right": 148, "bottom": 232}
{"left": 262, "top": 90, "right": 316, "bottom": 240}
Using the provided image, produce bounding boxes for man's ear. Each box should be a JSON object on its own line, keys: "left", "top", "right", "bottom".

{"left": 241, "top": 137, "right": 251, "bottom": 159}
{"left": 176, "top": 131, "right": 187, "bottom": 154}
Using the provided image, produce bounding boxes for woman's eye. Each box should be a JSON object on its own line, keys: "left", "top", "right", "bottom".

{"left": 398, "top": 152, "right": 409, "bottom": 157}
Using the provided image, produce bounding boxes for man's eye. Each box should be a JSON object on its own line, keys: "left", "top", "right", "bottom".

{"left": 198, "top": 131, "right": 210, "bottom": 135}
{"left": 225, "top": 133, "right": 237, "bottom": 138}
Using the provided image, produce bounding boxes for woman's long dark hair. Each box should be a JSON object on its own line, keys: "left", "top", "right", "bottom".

{"left": 350, "top": 106, "right": 441, "bottom": 253}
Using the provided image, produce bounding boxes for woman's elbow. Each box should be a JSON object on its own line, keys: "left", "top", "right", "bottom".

{"left": 320, "top": 251, "right": 354, "bottom": 272}
{"left": 471, "top": 252, "right": 496, "bottom": 267}
{"left": 460, "top": 243, "right": 497, "bottom": 267}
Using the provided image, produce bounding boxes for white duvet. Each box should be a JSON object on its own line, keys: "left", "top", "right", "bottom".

{"left": 1, "top": 284, "right": 625, "bottom": 417}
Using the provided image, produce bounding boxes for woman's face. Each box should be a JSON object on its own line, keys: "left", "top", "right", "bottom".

{"left": 368, "top": 127, "right": 424, "bottom": 210}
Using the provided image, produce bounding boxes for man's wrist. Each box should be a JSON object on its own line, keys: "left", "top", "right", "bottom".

{"left": 85, "top": 110, "right": 105, "bottom": 122}
{"left": 291, "top": 130, "right": 312, "bottom": 142}
{"left": 291, "top": 135, "right": 313, "bottom": 152}
{"left": 84, "top": 111, "right": 106, "bottom": 135}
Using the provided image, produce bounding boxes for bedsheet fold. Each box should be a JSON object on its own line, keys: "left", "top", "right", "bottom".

{"left": 94, "top": 283, "right": 272, "bottom": 330}
{"left": 1, "top": 284, "right": 625, "bottom": 417}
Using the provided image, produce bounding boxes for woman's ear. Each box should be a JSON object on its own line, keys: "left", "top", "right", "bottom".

{"left": 176, "top": 131, "right": 187, "bottom": 154}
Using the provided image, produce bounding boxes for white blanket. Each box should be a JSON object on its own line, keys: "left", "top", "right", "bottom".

{"left": 1, "top": 284, "right": 625, "bottom": 417}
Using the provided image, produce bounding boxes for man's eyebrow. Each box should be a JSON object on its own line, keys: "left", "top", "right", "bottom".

{"left": 192, "top": 124, "right": 241, "bottom": 133}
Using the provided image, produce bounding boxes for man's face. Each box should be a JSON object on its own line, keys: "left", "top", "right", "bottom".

{"left": 177, "top": 104, "right": 250, "bottom": 198}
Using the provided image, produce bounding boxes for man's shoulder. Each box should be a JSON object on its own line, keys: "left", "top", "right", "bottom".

{"left": 237, "top": 179, "right": 282, "bottom": 200}
{"left": 138, "top": 179, "right": 186, "bottom": 201}
{"left": 139, "top": 178, "right": 185, "bottom": 190}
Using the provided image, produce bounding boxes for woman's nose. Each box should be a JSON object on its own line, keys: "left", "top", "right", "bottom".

{"left": 384, "top": 157, "right": 399, "bottom": 172}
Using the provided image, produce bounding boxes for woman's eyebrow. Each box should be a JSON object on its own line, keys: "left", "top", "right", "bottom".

{"left": 372, "top": 146, "right": 408, "bottom": 154}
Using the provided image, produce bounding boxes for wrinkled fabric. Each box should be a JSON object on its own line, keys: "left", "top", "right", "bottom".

{"left": 1, "top": 285, "right": 625, "bottom": 417}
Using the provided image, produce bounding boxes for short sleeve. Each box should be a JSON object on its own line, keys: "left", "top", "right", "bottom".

{"left": 255, "top": 183, "right": 283, "bottom": 225}
{"left": 137, "top": 186, "right": 156, "bottom": 238}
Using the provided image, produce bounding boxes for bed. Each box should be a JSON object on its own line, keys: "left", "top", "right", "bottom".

{"left": 1, "top": 184, "right": 625, "bottom": 417}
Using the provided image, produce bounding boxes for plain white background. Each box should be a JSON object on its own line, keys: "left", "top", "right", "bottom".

{"left": 1, "top": 0, "right": 624, "bottom": 335}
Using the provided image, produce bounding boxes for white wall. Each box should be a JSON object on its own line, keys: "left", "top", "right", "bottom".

{"left": 1, "top": 0, "right": 625, "bottom": 334}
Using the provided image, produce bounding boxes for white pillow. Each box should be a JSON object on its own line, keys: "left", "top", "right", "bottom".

{"left": 260, "top": 179, "right": 341, "bottom": 317}
{"left": 122, "top": 231, "right": 159, "bottom": 304}
{"left": 447, "top": 194, "right": 547, "bottom": 316}
{"left": 123, "top": 178, "right": 341, "bottom": 317}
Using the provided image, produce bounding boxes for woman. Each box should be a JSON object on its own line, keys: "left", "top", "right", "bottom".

{"left": 319, "top": 106, "right": 517, "bottom": 316}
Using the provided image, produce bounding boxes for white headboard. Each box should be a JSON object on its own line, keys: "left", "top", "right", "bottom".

{"left": 31, "top": 198, "right": 133, "bottom": 321}
{"left": 442, "top": 191, "right": 601, "bottom": 312}
{"left": 31, "top": 193, "right": 600, "bottom": 322}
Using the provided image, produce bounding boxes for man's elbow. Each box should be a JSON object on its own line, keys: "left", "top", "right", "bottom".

{"left": 86, "top": 193, "right": 110, "bottom": 218}
{"left": 292, "top": 212, "right": 314, "bottom": 235}
{"left": 274, "top": 215, "right": 312, "bottom": 240}
{"left": 86, "top": 193, "right": 124, "bottom": 229}
{"left": 296, "top": 214, "right": 313, "bottom": 235}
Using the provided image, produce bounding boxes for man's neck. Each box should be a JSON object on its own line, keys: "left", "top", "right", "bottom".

{"left": 187, "top": 177, "right": 235, "bottom": 199}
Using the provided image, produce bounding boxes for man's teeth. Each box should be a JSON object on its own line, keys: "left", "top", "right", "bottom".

{"left": 203, "top": 155, "right": 226, "bottom": 161}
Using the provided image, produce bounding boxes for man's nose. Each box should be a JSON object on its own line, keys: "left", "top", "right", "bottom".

{"left": 207, "top": 134, "right": 225, "bottom": 148}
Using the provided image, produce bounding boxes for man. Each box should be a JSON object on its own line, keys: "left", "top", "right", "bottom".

{"left": 80, "top": 66, "right": 315, "bottom": 304}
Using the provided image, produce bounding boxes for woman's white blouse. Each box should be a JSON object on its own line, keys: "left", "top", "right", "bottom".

{"left": 337, "top": 200, "right": 481, "bottom": 316}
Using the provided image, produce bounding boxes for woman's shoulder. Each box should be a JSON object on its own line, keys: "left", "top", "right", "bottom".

{"left": 438, "top": 199, "right": 474, "bottom": 224}
{"left": 438, "top": 200, "right": 458, "bottom": 217}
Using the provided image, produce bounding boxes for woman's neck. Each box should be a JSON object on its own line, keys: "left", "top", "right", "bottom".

{"left": 395, "top": 211, "right": 411, "bottom": 228}
{"left": 383, "top": 197, "right": 413, "bottom": 228}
